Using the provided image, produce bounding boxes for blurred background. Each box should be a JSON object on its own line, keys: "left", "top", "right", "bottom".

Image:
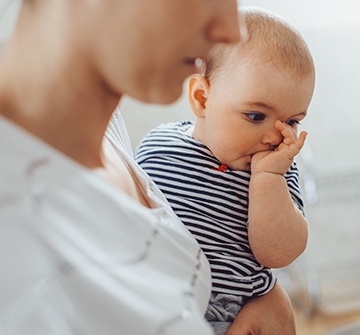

{"left": 1, "top": 1, "right": 360, "bottom": 334}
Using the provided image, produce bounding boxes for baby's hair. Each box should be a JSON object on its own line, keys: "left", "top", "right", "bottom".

{"left": 203, "top": 7, "right": 315, "bottom": 83}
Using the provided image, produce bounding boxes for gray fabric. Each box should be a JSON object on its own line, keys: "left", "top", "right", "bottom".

{"left": 205, "top": 293, "right": 245, "bottom": 335}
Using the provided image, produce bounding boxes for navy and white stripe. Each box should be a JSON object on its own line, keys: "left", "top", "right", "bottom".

{"left": 136, "top": 121, "right": 304, "bottom": 298}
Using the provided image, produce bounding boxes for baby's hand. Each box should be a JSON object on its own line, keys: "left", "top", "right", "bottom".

{"left": 251, "top": 120, "right": 307, "bottom": 175}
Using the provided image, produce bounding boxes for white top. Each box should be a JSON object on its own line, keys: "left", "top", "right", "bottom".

{"left": 0, "top": 110, "right": 213, "bottom": 335}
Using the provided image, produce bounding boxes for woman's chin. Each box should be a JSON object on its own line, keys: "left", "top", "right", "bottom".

{"left": 130, "top": 84, "right": 184, "bottom": 105}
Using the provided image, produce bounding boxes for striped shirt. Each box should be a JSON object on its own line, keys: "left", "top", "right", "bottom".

{"left": 136, "top": 120, "right": 305, "bottom": 299}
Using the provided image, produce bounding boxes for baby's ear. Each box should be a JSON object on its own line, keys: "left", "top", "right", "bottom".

{"left": 188, "top": 74, "right": 210, "bottom": 118}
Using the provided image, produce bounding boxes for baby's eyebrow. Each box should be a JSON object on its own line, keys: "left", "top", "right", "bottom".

{"left": 247, "top": 102, "right": 274, "bottom": 111}
{"left": 291, "top": 111, "right": 307, "bottom": 118}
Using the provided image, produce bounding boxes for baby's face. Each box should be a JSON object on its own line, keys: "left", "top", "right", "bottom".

{"left": 197, "top": 60, "right": 315, "bottom": 170}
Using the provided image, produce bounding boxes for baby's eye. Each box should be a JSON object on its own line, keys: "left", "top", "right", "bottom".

{"left": 286, "top": 119, "right": 301, "bottom": 127}
{"left": 245, "top": 112, "right": 265, "bottom": 123}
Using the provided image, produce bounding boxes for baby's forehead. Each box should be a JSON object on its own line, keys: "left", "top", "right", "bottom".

{"left": 216, "top": 43, "right": 314, "bottom": 83}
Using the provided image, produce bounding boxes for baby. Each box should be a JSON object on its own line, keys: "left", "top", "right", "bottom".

{"left": 136, "top": 7, "right": 315, "bottom": 335}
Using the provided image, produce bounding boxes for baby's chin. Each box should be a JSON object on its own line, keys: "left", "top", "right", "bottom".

{"left": 228, "top": 161, "right": 252, "bottom": 172}
{"left": 233, "top": 157, "right": 252, "bottom": 171}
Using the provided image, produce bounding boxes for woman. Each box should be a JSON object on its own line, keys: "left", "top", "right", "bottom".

{"left": 0, "top": 1, "right": 294, "bottom": 334}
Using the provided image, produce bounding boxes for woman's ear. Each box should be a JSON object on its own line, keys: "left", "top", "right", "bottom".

{"left": 188, "top": 74, "right": 210, "bottom": 118}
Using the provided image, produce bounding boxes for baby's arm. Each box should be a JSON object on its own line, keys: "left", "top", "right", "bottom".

{"left": 248, "top": 121, "right": 308, "bottom": 268}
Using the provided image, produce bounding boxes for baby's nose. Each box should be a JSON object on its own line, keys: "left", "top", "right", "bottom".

{"left": 262, "top": 126, "right": 283, "bottom": 147}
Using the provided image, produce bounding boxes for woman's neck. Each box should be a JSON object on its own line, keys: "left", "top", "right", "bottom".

{"left": 0, "top": 36, "right": 121, "bottom": 168}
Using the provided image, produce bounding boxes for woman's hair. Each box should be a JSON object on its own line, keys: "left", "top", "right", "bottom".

{"left": 203, "top": 7, "right": 315, "bottom": 83}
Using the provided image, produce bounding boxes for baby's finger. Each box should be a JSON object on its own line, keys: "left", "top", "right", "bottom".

{"left": 288, "top": 131, "right": 308, "bottom": 157}
{"left": 294, "top": 131, "right": 307, "bottom": 150}
{"left": 298, "top": 130, "right": 308, "bottom": 144}
{"left": 275, "top": 120, "right": 296, "bottom": 145}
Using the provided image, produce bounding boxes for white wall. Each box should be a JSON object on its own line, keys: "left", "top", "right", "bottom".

{"left": 0, "top": 0, "right": 20, "bottom": 48}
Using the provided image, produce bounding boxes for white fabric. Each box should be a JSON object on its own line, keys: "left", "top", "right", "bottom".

{"left": 0, "top": 112, "right": 213, "bottom": 335}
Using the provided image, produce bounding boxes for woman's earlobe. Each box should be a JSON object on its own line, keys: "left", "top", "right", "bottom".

{"left": 188, "top": 74, "right": 209, "bottom": 117}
